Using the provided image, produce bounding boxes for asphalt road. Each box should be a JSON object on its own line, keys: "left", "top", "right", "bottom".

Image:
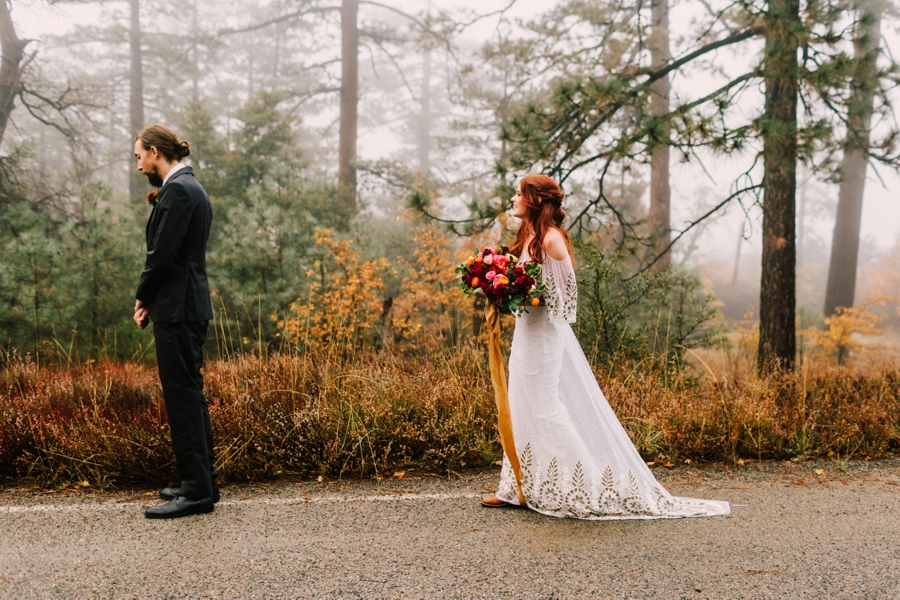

{"left": 1, "top": 460, "right": 899, "bottom": 599}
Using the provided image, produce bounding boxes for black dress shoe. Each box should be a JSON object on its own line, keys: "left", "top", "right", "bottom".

{"left": 145, "top": 495, "right": 215, "bottom": 519}
{"left": 160, "top": 485, "right": 220, "bottom": 503}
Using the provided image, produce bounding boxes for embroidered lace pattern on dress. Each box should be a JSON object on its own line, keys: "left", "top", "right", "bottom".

{"left": 497, "top": 460, "right": 520, "bottom": 503}
{"left": 544, "top": 269, "right": 578, "bottom": 323}
{"left": 498, "top": 443, "right": 710, "bottom": 518}
{"left": 495, "top": 248, "right": 729, "bottom": 520}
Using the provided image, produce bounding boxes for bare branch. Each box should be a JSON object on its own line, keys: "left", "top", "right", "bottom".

{"left": 644, "top": 26, "right": 763, "bottom": 86}
{"left": 360, "top": 1, "right": 429, "bottom": 30}
{"left": 454, "top": 0, "right": 517, "bottom": 29}
{"left": 632, "top": 182, "right": 763, "bottom": 277}
{"left": 217, "top": 6, "right": 339, "bottom": 36}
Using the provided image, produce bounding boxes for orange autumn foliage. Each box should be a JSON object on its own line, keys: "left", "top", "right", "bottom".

{"left": 858, "top": 238, "right": 900, "bottom": 331}
{"left": 278, "top": 229, "right": 393, "bottom": 350}
{"left": 277, "top": 221, "right": 501, "bottom": 353}
{"left": 387, "top": 224, "right": 472, "bottom": 350}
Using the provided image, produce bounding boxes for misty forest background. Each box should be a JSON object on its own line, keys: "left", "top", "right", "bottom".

{"left": 3, "top": 0, "right": 900, "bottom": 370}
{"left": 4, "top": 0, "right": 900, "bottom": 484}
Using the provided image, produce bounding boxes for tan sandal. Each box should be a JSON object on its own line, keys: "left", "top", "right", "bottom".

{"left": 481, "top": 495, "right": 517, "bottom": 508}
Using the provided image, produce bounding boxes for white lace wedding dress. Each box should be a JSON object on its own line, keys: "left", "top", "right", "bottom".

{"left": 494, "top": 250, "right": 730, "bottom": 519}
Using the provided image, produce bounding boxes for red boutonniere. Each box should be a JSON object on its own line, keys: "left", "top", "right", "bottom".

{"left": 148, "top": 190, "right": 159, "bottom": 206}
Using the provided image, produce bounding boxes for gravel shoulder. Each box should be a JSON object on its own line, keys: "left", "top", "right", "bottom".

{"left": 1, "top": 459, "right": 899, "bottom": 599}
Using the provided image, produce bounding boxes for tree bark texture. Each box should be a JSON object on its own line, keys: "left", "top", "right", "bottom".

{"left": 758, "top": 0, "right": 800, "bottom": 373}
{"left": 129, "top": 0, "right": 145, "bottom": 201}
{"left": 647, "top": 0, "right": 671, "bottom": 272}
{"left": 418, "top": 50, "right": 431, "bottom": 174}
{"left": 823, "top": 1, "right": 882, "bottom": 316}
{"left": 338, "top": 0, "right": 359, "bottom": 214}
{"left": 0, "top": 0, "right": 28, "bottom": 147}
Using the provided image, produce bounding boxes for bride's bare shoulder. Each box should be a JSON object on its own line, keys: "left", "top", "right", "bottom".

{"left": 542, "top": 228, "right": 569, "bottom": 261}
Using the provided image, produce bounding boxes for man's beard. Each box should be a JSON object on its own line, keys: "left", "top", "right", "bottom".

{"left": 144, "top": 169, "right": 163, "bottom": 188}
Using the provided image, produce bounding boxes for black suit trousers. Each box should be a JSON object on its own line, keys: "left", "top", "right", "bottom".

{"left": 153, "top": 320, "right": 217, "bottom": 500}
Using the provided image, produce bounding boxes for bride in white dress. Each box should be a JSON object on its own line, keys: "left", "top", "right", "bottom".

{"left": 481, "top": 174, "right": 729, "bottom": 520}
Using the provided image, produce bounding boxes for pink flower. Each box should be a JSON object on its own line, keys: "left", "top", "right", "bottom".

{"left": 492, "top": 255, "right": 509, "bottom": 270}
{"left": 484, "top": 270, "right": 496, "bottom": 280}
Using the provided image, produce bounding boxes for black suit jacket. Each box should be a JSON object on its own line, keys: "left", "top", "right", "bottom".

{"left": 136, "top": 166, "right": 214, "bottom": 323}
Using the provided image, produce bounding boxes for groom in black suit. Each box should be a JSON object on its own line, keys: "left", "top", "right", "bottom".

{"left": 133, "top": 124, "right": 218, "bottom": 519}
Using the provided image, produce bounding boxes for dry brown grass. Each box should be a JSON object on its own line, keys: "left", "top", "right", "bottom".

{"left": 0, "top": 347, "right": 497, "bottom": 486}
{"left": 2, "top": 345, "right": 898, "bottom": 487}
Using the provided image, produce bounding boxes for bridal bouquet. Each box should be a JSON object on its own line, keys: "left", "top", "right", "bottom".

{"left": 455, "top": 245, "right": 545, "bottom": 315}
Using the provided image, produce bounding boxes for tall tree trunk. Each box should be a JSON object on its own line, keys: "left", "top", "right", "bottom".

{"left": 798, "top": 175, "right": 806, "bottom": 266}
{"left": 418, "top": 49, "right": 431, "bottom": 174}
{"left": 731, "top": 220, "right": 744, "bottom": 286}
{"left": 0, "top": 0, "right": 28, "bottom": 147}
{"left": 823, "top": 1, "right": 882, "bottom": 317}
{"left": 191, "top": 0, "right": 200, "bottom": 98}
{"left": 758, "top": 0, "right": 800, "bottom": 373}
{"left": 129, "top": 0, "right": 145, "bottom": 201}
{"left": 647, "top": 0, "right": 671, "bottom": 272}
{"left": 338, "top": 0, "right": 359, "bottom": 215}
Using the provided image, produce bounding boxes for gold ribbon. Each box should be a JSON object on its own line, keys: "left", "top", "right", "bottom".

{"left": 484, "top": 303, "right": 526, "bottom": 505}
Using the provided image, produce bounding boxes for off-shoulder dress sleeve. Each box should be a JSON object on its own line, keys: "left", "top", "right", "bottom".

{"left": 543, "top": 255, "right": 577, "bottom": 323}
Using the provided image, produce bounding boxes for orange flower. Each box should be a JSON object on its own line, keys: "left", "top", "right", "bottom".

{"left": 531, "top": 297, "right": 540, "bottom": 306}
{"left": 471, "top": 277, "right": 479, "bottom": 287}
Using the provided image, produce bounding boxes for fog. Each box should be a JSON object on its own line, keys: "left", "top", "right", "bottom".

{"left": 8, "top": 0, "right": 900, "bottom": 330}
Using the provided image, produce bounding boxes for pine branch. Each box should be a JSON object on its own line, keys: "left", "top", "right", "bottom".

{"left": 540, "top": 28, "right": 764, "bottom": 180}
{"left": 644, "top": 26, "right": 764, "bottom": 86}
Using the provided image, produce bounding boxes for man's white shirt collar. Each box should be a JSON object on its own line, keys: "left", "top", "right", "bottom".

{"left": 162, "top": 162, "right": 186, "bottom": 186}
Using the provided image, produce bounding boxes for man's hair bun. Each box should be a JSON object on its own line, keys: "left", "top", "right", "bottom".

{"left": 136, "top": 124, "right": 191, "bottom": 162}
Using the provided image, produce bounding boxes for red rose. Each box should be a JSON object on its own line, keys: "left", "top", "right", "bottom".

{"left": 147, "top": 191, "right": 159, "bottom": 205}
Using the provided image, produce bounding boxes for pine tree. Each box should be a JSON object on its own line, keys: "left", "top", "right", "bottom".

{"left": 489, "top": 0, "right": 900, "bottom": 372}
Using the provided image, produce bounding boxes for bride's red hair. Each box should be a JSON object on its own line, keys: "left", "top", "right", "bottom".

{"left": 509, "top": 174, "right": 573, "bottom": 264}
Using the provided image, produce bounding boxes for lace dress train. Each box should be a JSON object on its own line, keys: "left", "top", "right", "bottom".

{"left": 494, "top": 253, "right": 729, "bottom": 520}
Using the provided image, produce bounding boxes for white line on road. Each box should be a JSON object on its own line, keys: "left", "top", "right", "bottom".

{"left": 0, "top": 491, "right": 483, "bottom": 514}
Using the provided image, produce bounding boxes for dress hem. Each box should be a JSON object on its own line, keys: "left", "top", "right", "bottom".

{"left": 495, "top": 492, "right": 730, "bottom": 521}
